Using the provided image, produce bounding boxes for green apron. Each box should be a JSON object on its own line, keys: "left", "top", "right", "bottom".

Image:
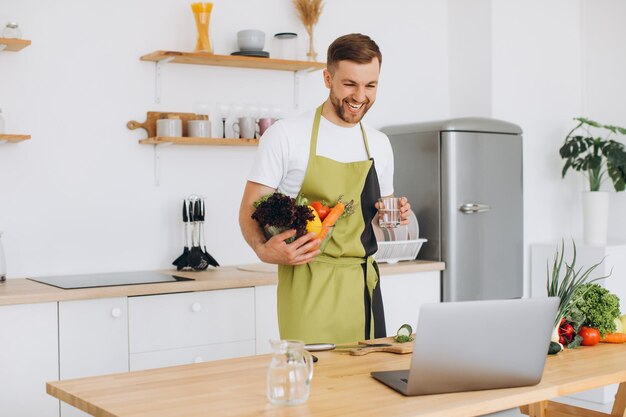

{"left": 277, "top": 105, "right": 386, "bottom": 344}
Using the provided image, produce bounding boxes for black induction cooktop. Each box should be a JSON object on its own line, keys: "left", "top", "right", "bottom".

{"left": 28, "top": 271, "right": 194, "bottom": 289}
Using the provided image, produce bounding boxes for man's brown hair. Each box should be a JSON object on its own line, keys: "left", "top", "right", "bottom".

{"left": 326, "top": 33, "right": 382, "bottom": 73}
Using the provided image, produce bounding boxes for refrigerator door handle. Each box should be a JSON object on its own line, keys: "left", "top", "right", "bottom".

{"left": 459, "top": 203, "right": 491, "bottom": 214}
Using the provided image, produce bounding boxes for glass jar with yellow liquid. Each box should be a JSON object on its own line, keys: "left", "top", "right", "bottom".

{"left": 191, "top": 3, "right": 213, "bottom": 53}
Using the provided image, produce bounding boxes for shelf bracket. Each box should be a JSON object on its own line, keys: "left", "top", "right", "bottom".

{"left": 152, "top": 142, "right": 172, "bottom": 186}
{"left": 293, "top": 71, "right": 305, "bottom": 110}
{"left": 154, "top": 57, "right": 174, "bottom": 104}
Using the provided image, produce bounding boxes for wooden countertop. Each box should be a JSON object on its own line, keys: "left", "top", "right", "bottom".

{"left": 47, "top": 342, "right": 626, "bottom": 417}
{"left": 0, "top": 260, "right": 444, "bottom": 306}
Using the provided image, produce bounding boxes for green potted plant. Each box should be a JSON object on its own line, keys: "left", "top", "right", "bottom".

{"left": 560, "top": 117, "right": 626, "bottom": 244}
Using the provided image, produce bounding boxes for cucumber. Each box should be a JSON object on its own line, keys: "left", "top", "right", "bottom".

{"left": 394, "top": 324, "right": 414, "bottom": 343}
{"left": 548, "top": 341, "right": 562, "bottom": 355}
{"left": 397, "top": 324, "right": 412, "bottom": 337}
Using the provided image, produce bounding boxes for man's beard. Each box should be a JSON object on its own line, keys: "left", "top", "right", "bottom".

{"left": 329, "top": 91, "right": 372, "bottom": 125}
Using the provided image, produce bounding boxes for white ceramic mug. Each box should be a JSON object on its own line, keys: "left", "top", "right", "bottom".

{"left": 233, "top": 117, "right": 259, "bottom": 139}
{"left": 258, "top": 117, "right": 277, "bottom": 137}
{"left": 188, "top": 120, "right": 212, "bottom": 138}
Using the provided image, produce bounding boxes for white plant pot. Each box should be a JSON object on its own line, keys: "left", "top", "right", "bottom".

{"left": 582, "top": 191, "right": 609, "bottom": 245}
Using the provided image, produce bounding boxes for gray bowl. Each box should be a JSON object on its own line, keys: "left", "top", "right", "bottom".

{"left": 237, "top": 29, "right": 265, "bottom": 51}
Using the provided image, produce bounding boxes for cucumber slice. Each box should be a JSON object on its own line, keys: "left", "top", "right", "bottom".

{"left": 397, "top": 324, "right": 412, "bottom": 337}
{"left": 394, "top": 324, "right": 414, "bottom": 343}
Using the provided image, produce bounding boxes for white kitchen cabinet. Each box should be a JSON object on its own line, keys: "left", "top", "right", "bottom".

{"left": 380, "top": 271, "right": 441, "bottom": 336}
{"left": 128, "top": 288, "right": 255, "bottom": 368}
{"left": 58, "top": 297, "right": 129, "bottom": 417}
{"left": 0, "top": 302, "right": 59, "bottom": 417}
{"left": 255, "top": 284, "right": 279, "bottom": 354}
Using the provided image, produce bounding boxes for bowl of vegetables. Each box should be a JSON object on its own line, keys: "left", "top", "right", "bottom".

{"left": 253, "top": 192, "right": 352, "bottom": 253}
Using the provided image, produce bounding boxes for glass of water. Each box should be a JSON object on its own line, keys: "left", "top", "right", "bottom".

{"left": 378, "top": 197, "right": 401, "bottom": 229}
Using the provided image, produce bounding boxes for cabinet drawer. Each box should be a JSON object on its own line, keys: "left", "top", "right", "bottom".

{"left": 129, "top": 340, "right": 255, "bottom": 371}
{"left": 128, "top": 288, "right": 255, "bottom": 353}
{"left": 59, "top": 297, "right": 129, "bottom": 379}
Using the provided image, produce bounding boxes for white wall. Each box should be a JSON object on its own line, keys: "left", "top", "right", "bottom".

{"left": 582, "top": 0, "right": 626, "bottom": 242}
{"left": 491, "top": 0, "right": 585, "bottom": 293}
{"left": 448, "top": 0, "right": 492, "bottom": 118}
{"left": 0, "top": 0, "right": 449, "bottom": 277}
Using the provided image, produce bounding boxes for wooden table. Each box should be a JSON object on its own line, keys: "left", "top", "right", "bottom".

{"left": 47, "top": 343, "right": 626, "bottom": 417}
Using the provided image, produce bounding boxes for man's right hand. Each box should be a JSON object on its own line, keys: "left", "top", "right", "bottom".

{"left": 257, "top": 229, "right": 321, "bottom": 265}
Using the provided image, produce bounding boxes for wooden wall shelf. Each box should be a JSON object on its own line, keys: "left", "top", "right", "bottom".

{"left": 0, "top": 38, "right": 31, "bottom": 52}
{"left": 139, "top": 136, "right": 259, "bottom": 146}
{"left": 140, "top": 51, "right": 326, "bottom": 72}
{"left": 0, "top": 134, "right": 31, "bottom": 142}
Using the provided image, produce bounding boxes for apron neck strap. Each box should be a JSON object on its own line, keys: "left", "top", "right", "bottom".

{"left": 310, "top": 104, "right": 372, "bottom": 159}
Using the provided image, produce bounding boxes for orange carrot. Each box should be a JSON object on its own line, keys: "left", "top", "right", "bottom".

{"left": 322, "top": 202, "right": 345, "bottom": 227}
{"left": 601, "top": 333, "right": 626, "bottom": 343}
{"left": 317, "top": 202, "right": 345, "bottom": 240}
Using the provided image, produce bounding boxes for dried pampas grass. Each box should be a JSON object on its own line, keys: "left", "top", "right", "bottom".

{"left": 292, "top": 0, "right": 324, "bottom": 61}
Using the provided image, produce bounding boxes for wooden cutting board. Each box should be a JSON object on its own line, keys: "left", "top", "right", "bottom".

{"left": 127, "top": 111, "right": 199, "bottom": 138}
{"left": 349, "top": 335, "right": 415, "bottom": 356}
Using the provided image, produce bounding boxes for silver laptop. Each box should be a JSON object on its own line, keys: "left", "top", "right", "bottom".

{"left": 372, "top": 297, "right": 559, "bottom": 396}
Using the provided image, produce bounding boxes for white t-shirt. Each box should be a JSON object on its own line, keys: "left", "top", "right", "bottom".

{"left": 247, "top": 109, "right": 395, "bottom": 198}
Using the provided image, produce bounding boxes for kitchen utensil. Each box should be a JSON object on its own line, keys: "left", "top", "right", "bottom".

{"left": 156, "top": 116, "right": 182, "bottom": 138}
{"left": 230, "top": 50, "right": 269, "bottom": 58}
{"left": 187, "top": 199, "right": 209, "bottom": 270}
{"left": 273, "top": 32, "right": 298, "bottom": 60}
{"left": 232, "top": 117, "right": 259, "bottom": 139}
{"left": 187, "top": 119, "right": 211, "bottom": 137}
{"left": 349, "top": 336, "right": 415, "bottom": 356}
{"left": 304, "top": 343, "right": 392, "bottom": 352}
{"left": 199, "top": 199, "right": 219, "bottom": 267}
{"left": 2, "top": 22, "right": 21, "bottom": 39}
{"left": 267, "top": 339, "right": 314, "bottom": 406}
{"left": 127, "top": 111, "right": 196, "bottom": 138}
{"left": 258, "top": 117, "right": 276, "bottom": 136}
{"left": 237, "top": 29, "right": 265, "bottom": 51}
{"left": 172, "top": 200, "right": 191, "bottom": 270}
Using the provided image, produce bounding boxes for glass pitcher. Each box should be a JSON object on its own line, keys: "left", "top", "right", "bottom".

{"left": 267, "top": 340, "right": 314, "bottom": 406}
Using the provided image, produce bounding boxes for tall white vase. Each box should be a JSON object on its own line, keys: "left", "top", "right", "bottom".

{"left": 582, "top": 191, "right": 609, "bottom": 245}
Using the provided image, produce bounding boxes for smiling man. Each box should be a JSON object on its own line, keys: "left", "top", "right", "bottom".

{"left": 239, "top": 33, "right": 411, "bottom": 344}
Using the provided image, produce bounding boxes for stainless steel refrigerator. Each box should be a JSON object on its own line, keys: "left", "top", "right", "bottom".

{"left": 382, "top": 118, "right": 523, "bottom": 301}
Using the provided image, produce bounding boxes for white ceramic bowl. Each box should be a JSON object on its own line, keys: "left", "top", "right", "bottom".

{"left": 237, "top": 29, "right": 265, "bottom": 51}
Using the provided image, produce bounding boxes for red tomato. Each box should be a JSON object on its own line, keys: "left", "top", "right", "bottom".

{"left": 310, "top": 201, "right": 331, "bottom": 221}
{"left": 578, "top": 326, "right": 601, "bottom": 346}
